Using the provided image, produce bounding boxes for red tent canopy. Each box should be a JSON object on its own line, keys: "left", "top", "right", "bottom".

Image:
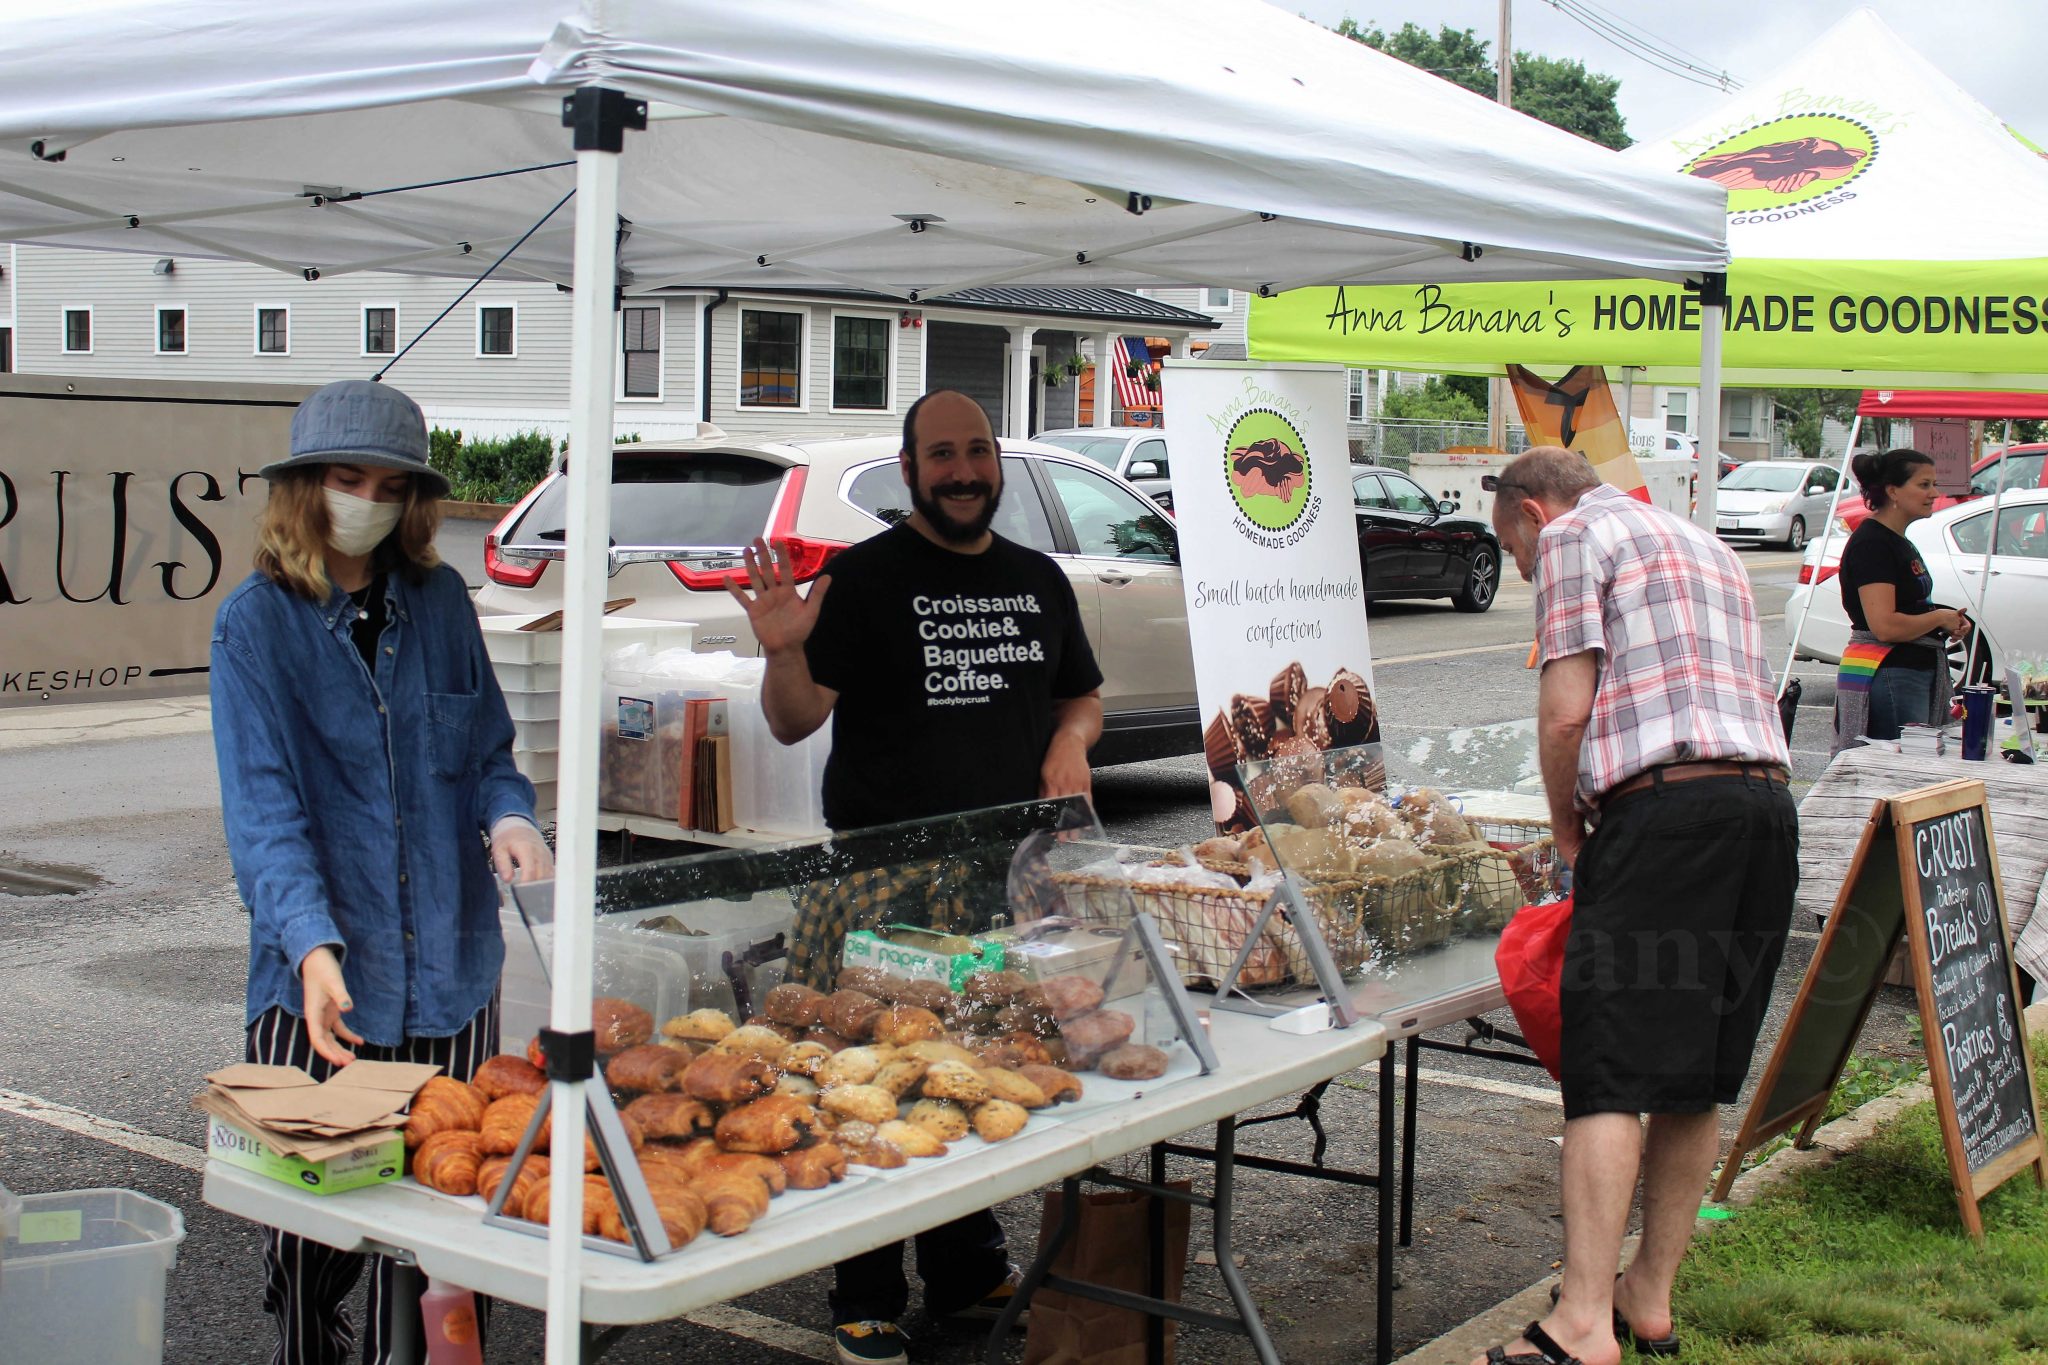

{"left": 1858, "top": 390, "right": 2048, "bottom": 418}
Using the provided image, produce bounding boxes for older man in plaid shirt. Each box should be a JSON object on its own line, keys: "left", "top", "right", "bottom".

{"left": 1473, "top": 447, "right": 1797, "bottom": 1365}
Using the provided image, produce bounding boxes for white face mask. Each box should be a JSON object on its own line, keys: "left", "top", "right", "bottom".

{"left": 323, "top": 486, "right": 404, "bottom": 557}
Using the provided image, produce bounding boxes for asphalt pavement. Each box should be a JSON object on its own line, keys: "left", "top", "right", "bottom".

{"left": 0, "top": 541, "right": 1912, "bottom": 1364}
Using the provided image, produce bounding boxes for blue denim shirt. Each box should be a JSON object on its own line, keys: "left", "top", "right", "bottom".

{"left": 211, "top": 564, "right": 535, "bottom": 1045}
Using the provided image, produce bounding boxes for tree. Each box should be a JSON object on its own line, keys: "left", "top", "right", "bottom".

{"left": 1334, "top": 20, "right": 1631, "bottom": 148}
{"left": 1759, "top": 389, "right": 1859, "bottom": 458}
{"left": 1381, "top": 377, "right": 1487, "bottom": 424}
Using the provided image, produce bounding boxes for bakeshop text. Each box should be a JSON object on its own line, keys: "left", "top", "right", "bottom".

{"left": 914, "top": 592, "right": 1049, "bottom": 704}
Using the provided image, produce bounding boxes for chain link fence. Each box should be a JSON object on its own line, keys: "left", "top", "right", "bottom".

{"left": 1348, "top": 420, "right": 1530, "bottom": 472}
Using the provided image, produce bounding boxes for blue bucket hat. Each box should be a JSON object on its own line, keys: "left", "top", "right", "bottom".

{"left": 260, "top": 379, "right": 448, "bottom": 498}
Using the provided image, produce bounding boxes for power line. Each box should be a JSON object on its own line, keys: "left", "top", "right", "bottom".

{"left": 1541, "top": 0, "right": 1742, "bottom": 91}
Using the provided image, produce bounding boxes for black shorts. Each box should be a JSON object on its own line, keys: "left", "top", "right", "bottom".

{"left": 1560, "top": 771, "right": 1799, "bottom": 1121}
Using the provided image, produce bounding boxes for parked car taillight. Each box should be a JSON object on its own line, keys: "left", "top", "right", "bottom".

{"left": 666, "top": 534, "right": 848, "bottom": 590}
{"left": 483, "top": 530, "right": 547, "bottom": 588}
{"left": 1797, "top": 563, "right": 1839, "bottom": 585}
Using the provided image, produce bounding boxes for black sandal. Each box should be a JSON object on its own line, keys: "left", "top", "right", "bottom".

{"left": 1549, "top": 1277, "right": 1682, "bottom": 1357}
{"left": 1483, "top": 1320, "right": 1582, "bottom": 1364}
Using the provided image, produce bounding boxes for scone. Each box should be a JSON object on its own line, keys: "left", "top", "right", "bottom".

{"left": 713, "top": 1024, "right": 792, "bottom": 1067}
{"left": 777, "top": 1040, "right": 833, "bottom": 1079}
{"left": 818, "top": 1083, "right": 898, "bottom": 1126}
{"left": 979, "top": 1068, "right": 1050, "bottom": 1109}
{"left": 971, "top": 1099, "right": 1029, "bottom": 1141}
{"left": 817, "top": 1045, "right": 887, "bottom": 1089}
{"left": 660, "top": 1009, "right": 736, "bottom": 1044}
{"left": 1097, "top": 1043, "right": 1169, "bottom": 1080}
{"left": 870, "top": 1057, "right": 930, "bottom": 1099}
{"left": 877, "top": 1118, "right": 948, "bottom": 1158}
{"left": 906, "top": 1099, "right": 971, "bottom": 1142}
{"left": 920, "top": 1060, "right": 991, "bottom": 1106}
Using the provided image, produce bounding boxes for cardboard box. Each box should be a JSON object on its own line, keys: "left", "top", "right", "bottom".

{"left": 997, "top": 920, "right": 1159, "bottom": 1003}
{"left": 203, "top": 1114, "right": 404, "bottom": 1195}
{"left": 842, "top": 925, "right": 1005, "bottom": 991}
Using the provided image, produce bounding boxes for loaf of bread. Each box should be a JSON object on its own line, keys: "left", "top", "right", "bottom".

{"left": 472, "top": 1053, "right": 548, "bottom": 1102}
{"left": 681, "top": 1051, "right": 772, "bottom": 1105}
{"left": 412, "top": 1130, "right": 485, "bottom": 1195}
{"left": 404, "top": 1076, "right": 487, "bottom": 1149}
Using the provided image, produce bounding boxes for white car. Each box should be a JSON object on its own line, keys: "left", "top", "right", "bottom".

{"left": 1783, "top": 487, "right": 2048, "bottom": 683}
{"left": 1712, "top": 458, "right": 1843, "bottom": 551}
{"left": 1032, "top": 427, "right": 1176, "bottom": 510}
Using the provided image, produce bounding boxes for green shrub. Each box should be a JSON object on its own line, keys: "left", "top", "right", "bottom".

{"left": 427, "top": 427, "right": 557, "bottom": 503}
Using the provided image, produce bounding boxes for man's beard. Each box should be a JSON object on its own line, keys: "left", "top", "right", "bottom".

{"left": 911, "top": 474, "right": 1002, "bottom": 544}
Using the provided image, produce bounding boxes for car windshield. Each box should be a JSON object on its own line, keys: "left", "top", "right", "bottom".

{"left": 503, "top": 451, "right": 787, "bottom": 548}
{"left": 1719, "top": 464, "right": 1809, "bottom": 492}
{"left": 1036, "top": 434, "right": 1128, "bottom": 469}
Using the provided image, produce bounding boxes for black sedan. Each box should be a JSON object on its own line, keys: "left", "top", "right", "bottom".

{"left": 1351, "top": 464, "right": 1501, "bottom": 613}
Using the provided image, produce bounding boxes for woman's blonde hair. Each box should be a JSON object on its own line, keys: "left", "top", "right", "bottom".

{"left": 254, "top": 466, "right": 443, "bottom": 601}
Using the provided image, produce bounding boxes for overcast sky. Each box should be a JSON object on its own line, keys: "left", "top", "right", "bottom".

{"left": 1290, "top": 1, "right": 2047, "bottom": 148}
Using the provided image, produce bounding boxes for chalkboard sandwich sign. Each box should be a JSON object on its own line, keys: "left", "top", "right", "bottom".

{"left": 1716, "top": 779, "right": 2045, "bottom": 1239}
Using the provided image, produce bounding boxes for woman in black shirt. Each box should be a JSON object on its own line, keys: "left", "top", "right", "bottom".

{"left": 1832, "top": 447, "right": 1971, "bottom": 751}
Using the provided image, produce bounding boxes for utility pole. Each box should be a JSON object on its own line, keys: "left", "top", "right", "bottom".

{"left": 1487, "top": 0, "right": 1514, "bottom": 452}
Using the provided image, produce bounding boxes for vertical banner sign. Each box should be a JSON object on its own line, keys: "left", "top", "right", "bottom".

{"left": 0, "top": 375, "right": 295, "bottom": 707}
{"left": 1505, "top": 365, "right": 1649, "bottom": 500}
{"left": 1161, "top": 361, "right": 1380, "bottom": 833}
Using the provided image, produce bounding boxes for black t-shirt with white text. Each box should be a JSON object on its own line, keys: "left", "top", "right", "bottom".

{"left": 1839, "top": 518, "right": 1938, "bottom": 672}
{"left": 804, "top": 525, "right": 1103, "bottom": 831}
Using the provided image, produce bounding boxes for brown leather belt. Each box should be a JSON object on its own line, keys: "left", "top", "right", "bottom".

{"left": 1600, "top": 760, "right": 1789, "bottom": 808}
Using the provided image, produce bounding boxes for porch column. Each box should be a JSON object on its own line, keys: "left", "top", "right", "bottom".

{"left": 1093, "top": 329, "right": 1116, "bottom": 426}
{"left": 1170, "top": 333, "right": 1191, "bottom": 358}
{"left": 1007, "top": 324, "right": 1035, "bottom": 440}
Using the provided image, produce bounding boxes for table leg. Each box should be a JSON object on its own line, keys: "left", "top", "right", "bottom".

{"left": 388, "top": 1257, "right": 424, "bottom": 1365}
{"left": 983, "top": 1175, "right": 1082, "bottom": 1365}
{"left": 1377, "top": 1048, "right": 1396, "bottom": 1365}
{"left": 1209, "top": 1118, "right": 1283, "bottom": 1365}
{"left": 1149, "top": 1144, "right": 1168, "bottom": 1365}
{"left": 1401, "top": 1034, "right": 1419, "bottom": 1248}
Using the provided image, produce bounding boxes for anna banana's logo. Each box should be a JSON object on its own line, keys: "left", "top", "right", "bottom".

{"left": 1686, "top": 114, "right": 1877, "bottom": 212}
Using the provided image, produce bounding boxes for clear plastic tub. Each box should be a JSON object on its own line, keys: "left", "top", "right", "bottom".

{"left": 0, "top": 1188, "right": 186, "bottom": 1365}
{"left": 498, "top": 909, "right": 694, "bottom": 1054}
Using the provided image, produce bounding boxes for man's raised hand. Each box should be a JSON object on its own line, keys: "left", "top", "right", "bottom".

{"left": 725, "top": 537, "right": 830, "bottom": 655}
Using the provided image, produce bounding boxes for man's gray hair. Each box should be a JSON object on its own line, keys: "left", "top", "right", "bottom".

{"left": 1494, "top": 446, "right": 1599, "bottom": 508}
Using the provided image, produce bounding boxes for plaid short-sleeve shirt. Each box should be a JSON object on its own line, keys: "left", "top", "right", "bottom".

{"left": 1533, "top": 485, "right": 1789, "bottom": 814}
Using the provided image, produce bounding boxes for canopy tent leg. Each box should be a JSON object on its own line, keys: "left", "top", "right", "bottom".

{"left": 1779, "top": 415, "right": 1861, "bottom": 701}
{"left": 546, "top": 85, "right": 646, "bottom": 1365}
{"left": 1692, "top": 273, "right": 1727, "bottom": 532}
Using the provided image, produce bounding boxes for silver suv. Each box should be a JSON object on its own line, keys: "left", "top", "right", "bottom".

{"left": 1032, "top": 426, "right": 1176, "bottom": 511}
{"left": 476, "top": 432, "right": 1200, "bottom": 765}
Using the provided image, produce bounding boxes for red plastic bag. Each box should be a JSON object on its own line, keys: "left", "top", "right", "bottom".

{"left": 1494, "top": 893, "right": 1572, "bottom": 1080}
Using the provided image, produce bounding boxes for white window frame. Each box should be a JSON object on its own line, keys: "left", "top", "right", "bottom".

{"left": 475, "top": 302, "right": 518, "bottom": 359}
{"left": 1200, "top": 287, "right": 1234, "bottom": 312}
{"left": 61, "top": 305, "right": 93, "bottom": 354}
{"left": 360, "top": 302, "right": 400, "bottom": 358}
{"left": 153, "top": 305, "right": 187, "bottom": 356}
{"left": 1346, "top": 368, "right": 1366, "bottom": 423}
{"left": 253, "top": 303, "right": 290, "bottom": 356}
{"left": 735, "top": 304, "right": 810, "bottom": 413}
{"left": 1725, "top": 390, "right": 1760, "bottom": 442}
{"left": 826, "top": 308, "right": 897, "bottom": 416}
{"left": 616, "top": 302, "right": 664, "bottom": 403}
{"left": 1659, "top": 386, "right": 1694, "bottom": 436}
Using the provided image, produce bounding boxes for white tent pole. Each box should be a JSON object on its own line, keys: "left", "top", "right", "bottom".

{"left": 1693, "top": 274, "right": 1726, "bottom": 531}
{"left": 544, "top": 86, "right": 642, "bottom": 1365}
{"left": 1966, "top": 433, "right": 2014, "bottom": 677}
{"left": 1777, "top": 413, "right": 1860, "bottom": 701}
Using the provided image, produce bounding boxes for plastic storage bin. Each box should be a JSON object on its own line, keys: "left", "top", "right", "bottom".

{"left": 498, "top": 908, "right": 695, "bottom": 1054}
{"left": 606, "top": 896, "right": 795, "bottom": 1018}
{"left": 0, "top": 1188, "right": 186, "bottom": 1365}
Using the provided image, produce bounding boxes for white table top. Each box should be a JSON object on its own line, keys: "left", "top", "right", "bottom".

{"left": 205, "top": 1008, "right": 1388, "bottom": 1326}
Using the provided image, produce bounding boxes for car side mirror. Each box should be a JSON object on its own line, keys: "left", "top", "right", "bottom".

{"left": 1127, "top": 460, "right": 1160, "bottom": 479}
{"left": 1808, "top": 484, "right": 1826, "bottom": 495}
{"left": 1436, "top": 498, "right": 1457, "bottom": 515}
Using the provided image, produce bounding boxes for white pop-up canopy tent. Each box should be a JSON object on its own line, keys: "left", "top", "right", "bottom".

{"left": 0, "top": 2, "right": 1729, "bottom": 1358}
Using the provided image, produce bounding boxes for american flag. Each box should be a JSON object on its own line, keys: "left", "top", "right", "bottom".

{"left": 1110, "top": 335, "right": 1157, "bottom": 413}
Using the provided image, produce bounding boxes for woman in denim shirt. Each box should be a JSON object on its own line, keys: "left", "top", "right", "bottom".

{"left": 211, "top": 380, "right": 551, "bottom": 1365}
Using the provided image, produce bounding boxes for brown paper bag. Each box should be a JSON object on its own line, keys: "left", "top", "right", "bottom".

{"left": 1022, "top": 1184, "right": 1192, "bottom": 1365}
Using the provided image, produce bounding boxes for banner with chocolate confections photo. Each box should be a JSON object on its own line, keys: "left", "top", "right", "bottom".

{"left": 1159, "top": 360, "right": 1382, "bottom": 834}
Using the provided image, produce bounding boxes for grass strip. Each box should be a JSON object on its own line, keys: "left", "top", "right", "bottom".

{"left": 1673, "top": 1036, "right": 2048, "bottom": 1363}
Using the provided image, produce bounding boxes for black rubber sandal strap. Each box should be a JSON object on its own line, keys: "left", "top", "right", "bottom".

{"left": 1522, "top": 1321, "right": 1584, "bottom": 1365}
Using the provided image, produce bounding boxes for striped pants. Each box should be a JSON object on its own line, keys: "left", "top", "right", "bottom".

{"left": 246, "top": 1000, "right": 499, "bottom": 1365}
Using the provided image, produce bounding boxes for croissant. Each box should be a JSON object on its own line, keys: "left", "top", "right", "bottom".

{"left": 598, "top": 1182, "right": 707, "bottom": 1249}
{"left": 635, "top": 1137, "right": 785, "bottom": 1196}
{"left": 1017, "top": 1064, "right": 1083, "bottom": 1105}
{"left": 405, "top": 1076, "right": 487, "bottom": 1149}
{"left": 682, "top": 1051, "right": 772, "bottom": 1105}
{"left": 695, "top": 1150, "right": 789, "bottom": 1197}
{"left": 606, "top": 1044, "right": 689, "bottom": 1094}
{"left": 412, "top": 1130, "right": 485, "bottom": 1196}
{"left": 520, "top": 1172, "right": 615, "bottom": 1234}
{"left": 477, "top": 1154, "right": 549, "bottom": 1208}
{"left": 592, "top": 996, "right": 654, "bottom": 1052}
{"left": 691, "top": 1170, "right": 771, "bottom": 1236}
{"left": 477, "top": 1093, "right": 545, "bottom": 1156}
{"left": 714, "top": 1095, "right": 823, "bottom": 1155}
{"left": 624, "top": 1093, "right": 715, "bottom": 1141}
{"left": 777, "top": 1142, "right": 848, "bottom": 1190}
{"left": 472, "top": 1053, "right": 548, "bottom": 1102}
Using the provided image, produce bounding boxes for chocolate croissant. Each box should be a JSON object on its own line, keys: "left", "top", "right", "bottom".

{"left": 763, "top": 983, "right": 830, "bottom": 1029}
{"left": 405, "top": 1076, "right": 487, "bottom": 1149}
{"left": 606, "top": 1044, "right": 689, "bottom": 1094}
{"left": 691, "top": 1170, "right": 771, "bottom": 1236}
{"left": 592, "top": 996, "right": 654, "bottom": 1052}
{"left": 682, "top": 1051, "right": 772, "bottom": 1105}
{"left": 823, "top": 989, "right": 885, "bottom": 1041}
{"left": 472, "top": 1053, "right": 548, "bottom": 1102}
{"left": 714, "top": 1095, "right": 823, "bottom": 1155}
{"left": 777, "top": 1141, "right": 848, "bottom": 1190}
{"left": 412, "top": 1130, "right": 485, "bottom": 1196}
{"left": 479, "top": 1093, "right": 549, "bottom": 1156}
{"left": 623, "top": 1093, "right": 716, "bottom": 1141}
